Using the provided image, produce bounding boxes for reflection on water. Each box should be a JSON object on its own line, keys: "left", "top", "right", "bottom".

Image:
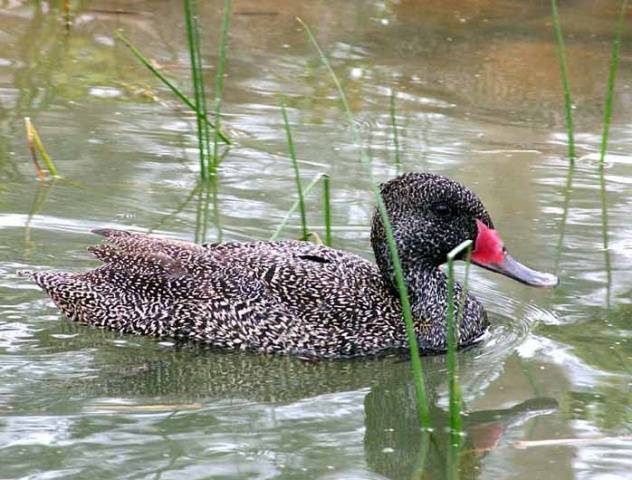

{"left": 0, "top": 0, "right": 631, "bottom": 479}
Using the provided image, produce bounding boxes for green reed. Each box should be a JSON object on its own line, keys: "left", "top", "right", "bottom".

{"left": 551, "top": 0, "right": 576, "bottom": 163}
{"left": 270, "top": 173, "right": 325, "bottom": 241}
{"left": 212, "top": 0, "right": 232, "bottom": 171}
{"left": 184, "top": 0, "right": 213, "bottom": 178}
{"left": 115, "top": 33, "right": 230, "bottom": 145}
{"left": 322, "top": 174, "right": 332, "bottom": 246}
{"left": 554, "top": 163, "right": 575, "bottom": 274}
{"left": 298, "top": 17, "right": 431, "bottom": 428}
{"left": 24, "top": 117, "right": 59, "bottom": 179}
{"left": 598, "top": 0, "right": 628, "bottom": 307}
{"left": 446, "top": 240, "right": 472, "bottom": 480}
{"left": 281, "top": 104, "right": 309, "bottom": 241}
{"left": 390, "top": 90, "right": 401, "bottom": 166}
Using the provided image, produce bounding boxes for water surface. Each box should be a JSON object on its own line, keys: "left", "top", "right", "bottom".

{"left": 0, "top": 1, "right": 630, "bottom": 479}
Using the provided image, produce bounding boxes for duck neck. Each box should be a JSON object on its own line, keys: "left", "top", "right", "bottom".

{"left": 372, "top": 242, "right": 486, "bottom": 351}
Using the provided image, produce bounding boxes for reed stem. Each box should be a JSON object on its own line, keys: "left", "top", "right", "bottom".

{"left": 184, "top": 0, "right": 212, "bottom": 178}
{"left": 298, "top": 17, "right": 431, "bottom": 429}
{"left": 270, "top": 173, "right": 324, "bottom": 241}
{"left": 115, "top": 32, "right": 230, "bottom": 145}
{"left": 390, "top": 90, "right": 401, "bottom": 166}
{"left": 446, "top": 240, "right": 472, "bottom": 438}
{"left": 446, "top": 240, "right": 472, "bottom": 480}
{"left": 24, "top": 117, "right": 59, "bottom": 179}
{"left": 211, "top": 0, "right": 232, "bottom": 171}
{"left": 551, "top": 0, "right": 576, "bottom": 163}
{"left": 598, "top": 0, "right": 627, "bottom": 308}
{"left": 322, "top": 174, "right": 332, "bottom": 246}
{"left": 281, "top": 104, "right": 309, "bottom": 241}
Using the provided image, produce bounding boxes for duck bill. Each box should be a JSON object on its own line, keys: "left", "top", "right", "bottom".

{"left": 473, "top": 252, "right": 559, "bottom": 287}
{"left": 471, "top": 220, "right": 559, "bottom": 288}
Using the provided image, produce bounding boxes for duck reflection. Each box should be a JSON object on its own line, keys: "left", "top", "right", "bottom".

{"left": 61, "top": 341, "right": 556, "bottom": 479}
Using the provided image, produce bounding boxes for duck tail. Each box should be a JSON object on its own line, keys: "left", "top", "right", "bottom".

{"left": 19, "top": 269, "right": 97, "bottom": 323}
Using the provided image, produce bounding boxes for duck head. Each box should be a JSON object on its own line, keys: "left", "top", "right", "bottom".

{"left": 371, "top": 172, "right": 558, "bottom": 290}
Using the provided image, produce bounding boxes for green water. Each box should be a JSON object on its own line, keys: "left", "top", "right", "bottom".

{"left": 0, "top": 1, "right": 630, "bottom": 479}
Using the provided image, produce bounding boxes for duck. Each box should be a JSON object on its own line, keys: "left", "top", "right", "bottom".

{"left": 21, "top": 172, "right": 558, "bottom": 359}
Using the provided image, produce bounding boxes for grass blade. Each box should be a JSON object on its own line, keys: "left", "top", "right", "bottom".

{"left": 446, "top": 240, "right": 472, "bottom": 480}
{"left": 298, "top": 17, "right": 431, "bottom": 429}
{"left": 551, "top": 0, "right": 576, "bottom": 162}
{"left": 598, "top": 0, "right": 628, "bottom": 307}
{"left": 115, "top": 31, "right": 231, "bottom": 145}
{"left": 554, "top": 163, "right": 575, "bottom": 274}
{"left": 322, "top": 174, "right": 332, "bottom": 246}
{"left": 184, "top": 0, "right": 212, "bottom": 178}
{"left": 212, "top": 0, "right": 232, "bottom": 171}
{"left": 24, "top": 117, "right": 59, "bottom": 179}
{"left": 281, "top": 104, "right": 308, "bottom": 241}
{"left": 270, "top": 173, "right": 324, "bottom": 241}
{"left": 390, "top": 90, "right": 401, "bottom": 166}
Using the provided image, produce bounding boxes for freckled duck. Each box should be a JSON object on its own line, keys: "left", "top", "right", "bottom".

{"left": 21, "top": 173, "right": 558, "bottom": 359}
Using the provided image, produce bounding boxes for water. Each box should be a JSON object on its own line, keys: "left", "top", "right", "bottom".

{"left": 0, "top": 1, "right": 630, "bottom": 478}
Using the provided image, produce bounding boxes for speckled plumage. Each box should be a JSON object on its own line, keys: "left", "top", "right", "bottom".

{"left": 23, "top": 173, "right": 493, "bottom": 359}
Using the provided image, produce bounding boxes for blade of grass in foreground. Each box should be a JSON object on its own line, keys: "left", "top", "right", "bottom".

{"left": 322, "top": 174, "right": 332, "bottom": 246}
{"left": 184, "top": 0, "right": 212, "bottom": 178}
{"left": 597, "top": 0, "right": 628, "bottom": 308}
{"left": 554, "top": 163, "right": 575, "bottom": 274}
{"left": 298, "top": 17, "right": 431, "bottom": 429}
{"left": 446, "top": 240, "right": 472, "bottom": 480}
{"left": 270, "top": 173, "right": 325, "bottom": 241}
{"left": 24, "top": 117, "right": 59, "bottom": 179}
{"left": 551, "top": 0, "right": 576, "bottom": 163}
{"left": 211, "top": 0, "right": 232, "bottom": 171}
{"left": 390, "top": 90, "right": 401, "bottom": 166}
{"left": 115, "top": 31, "right": 230, "bottom": 145}
{"left": 281, "top": 104, "right": 309, "bottom": 241}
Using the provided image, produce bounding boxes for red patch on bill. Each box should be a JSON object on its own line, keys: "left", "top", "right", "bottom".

{"left": 471, "top": 219, "right": 505, "bottom": 265}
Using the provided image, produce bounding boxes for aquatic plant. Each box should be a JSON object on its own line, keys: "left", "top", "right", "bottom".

{"left": 183, "top": 0, "right": 213, "bottom": 178}
{"left": 446, "top": 241, "right": 472, "bottom": 435}
{"left": 390, "top": 90, "right": 401, "bottom": 166}
{"left": 298, "top": 17, "right": 431, "bottom": 429}
{"left": 211, "top": 0, "right": 232, "bottom": 171}
{"left": 281, "top": 104, "right": 309, "bottom": 241}
{"left": 24, "top": 117, "right": 59, "bottom": 179}
{"left": 597, "top": 0, "right": 628, "bottom": 307}
{"left": 551, "top": 0, "right": 576, "bottom": 163}
{"left": 270, "top": 173, "right": 325, "bottom": 241}
{"left": 322, "top": 174, "right": 332, "bottom": 246}
{"left": 116, "top": 31, "right": 230, "bottom": 147}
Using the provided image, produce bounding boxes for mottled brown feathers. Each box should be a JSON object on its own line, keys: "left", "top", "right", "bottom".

{"left": 22, "top": 173, "right": 491, "bottom": 359}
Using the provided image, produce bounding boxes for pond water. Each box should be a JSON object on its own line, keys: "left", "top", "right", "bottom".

{"left": 0, "top": 0, "right": 630, "bottom": 479}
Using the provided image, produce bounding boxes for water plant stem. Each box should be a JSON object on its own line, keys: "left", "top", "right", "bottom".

{"left": 446, "top": 240, "right": 472, "bottom": 438}
{"left": 597, "top": 0, "right": 628, "bottom": 307}
{"left": 322, "top": 174, "right": 332, "bottom": 246}
{"left": 281, "top": 104, "right": 309, "bottom": 241}
{"left": 270, "top": 173, "right": 324, "bottom": 241}
{"left": 551, "top": 0, "right": 576, "bottom": 163}
{"left": 446, "top": 240, "right": 472, "bottom": 480}
{"left": 554, "top": 163, "right": 575, "bottom": 274}
{"left": 298, "top": 17, "right": 431, "bottom": 429}
{"left": 24, "top": 117, "right": 59, "bottom": 179}
{"left": 184, "top": 0, "right": 212, "bottom": 178}
{"left": 212, "top": 0, "right": 231, "bottom": 171}
{"left": 115, "top": 32, "right": 230, "bottom": 145}
{"left": 390, "top": 90, "right": 401, "bottom": 166}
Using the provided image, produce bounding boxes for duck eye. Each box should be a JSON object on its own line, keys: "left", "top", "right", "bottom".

{"left": 431, "top": 202, "right": 452, "bottom": 217}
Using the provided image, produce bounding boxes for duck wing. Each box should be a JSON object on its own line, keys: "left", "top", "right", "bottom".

{"left": 22, "top": 229, "right": 402, "bottom": 357}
